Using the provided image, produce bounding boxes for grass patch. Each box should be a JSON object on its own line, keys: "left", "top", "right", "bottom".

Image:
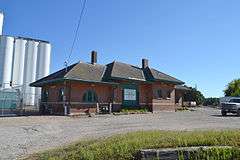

{"left": 26, "top": 130, "right": 240, "bottom": 160}
{"left": 120, "top": 107, "right": 149, "bottom": 114}
{"left": 121, "top": 108, "right": 148, "bottom": 113}
{"left": 185, "top": 147, "right": 240, "bottom": 160}
{"left": 176, "top": 107, "right": 189, "bottom": 111}
{"left": 176, "top": 107, "right": 197, "bottom": 112}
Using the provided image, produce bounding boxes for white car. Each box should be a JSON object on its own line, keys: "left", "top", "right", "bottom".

{"left": 221, "top": 97, "right": 240, "bottom": 116}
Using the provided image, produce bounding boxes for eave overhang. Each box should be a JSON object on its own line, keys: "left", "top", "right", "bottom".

{"left": 30, "top": 77, "right": 119, "bottom": 87}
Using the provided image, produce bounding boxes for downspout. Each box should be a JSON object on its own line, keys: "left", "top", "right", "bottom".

{"left": 68, "top": 80, "right": 72, "bottom": 114}
{"left": 63, "top": 80, "right": 67, "bottom": 115}
{"left": 110, "top": 85, "right": 116, "bottom": 113}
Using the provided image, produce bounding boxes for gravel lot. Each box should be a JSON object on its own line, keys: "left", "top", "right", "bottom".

{"left": 0, "top": 107, "right": 240, "bottom": 160}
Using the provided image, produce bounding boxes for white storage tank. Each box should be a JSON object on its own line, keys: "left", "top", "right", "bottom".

{"left": 0, "top": 36, "right": 14, "bottom": 88}
{"left": 35, "top": 41, "right": 51, "bottom": 105}
{"left": 0, "top": 12, "right": 3, "bottom": 35}
{"left": 23, "top": 40, "right": 39, "bottom": 106}
{"left": 12, "top": 38, "right": 27, "bottom": 88}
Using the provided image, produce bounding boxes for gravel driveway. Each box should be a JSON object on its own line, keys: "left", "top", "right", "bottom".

{"left": 0, "top": 107, "right": 240, "bottom": 160}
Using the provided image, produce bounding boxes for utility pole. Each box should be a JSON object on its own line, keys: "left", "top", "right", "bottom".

{"left": 63, "top": 80, "right": 67, "bottom": 116}
{"left": 63, "top": 61, "right": 68, "bottom": 116}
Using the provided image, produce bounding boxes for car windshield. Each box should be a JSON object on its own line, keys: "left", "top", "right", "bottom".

{"left": 229, "top": 99, "right": 240, "bottom": 103}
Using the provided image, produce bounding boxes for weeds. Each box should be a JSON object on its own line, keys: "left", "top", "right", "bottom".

{"left": 26, "top": 130, "right": 240, "bottom": 160}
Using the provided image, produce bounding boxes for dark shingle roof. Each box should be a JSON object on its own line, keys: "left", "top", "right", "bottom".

{"left": 110, "top": 61, "right": 145, "bottom": 81}
{"left": 175, "top": 85, "right": 191, "bottom": 90}
{"left": 65, "top": 62, "right": 105, "bottom": 82}
{"left": 31, "top": 60, "right": 184, "bottom": 87}
{"left": 31, "top": 63, "right": 77, "bottom": 85}
{"left": 149, "top": 68, "right": 184, "bottom": 84}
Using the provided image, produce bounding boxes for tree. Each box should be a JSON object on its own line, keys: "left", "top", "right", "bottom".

{"left": 224, "top": 79, "right": 240, "bottom": 97}
{"left": 203, "top": 97, "right": 219, "bottom": 106}
{"left": 184, "top": 87, "right": 205, "bottom": 105}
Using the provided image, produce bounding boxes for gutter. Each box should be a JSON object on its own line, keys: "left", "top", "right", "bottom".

{"left": 30, "top": 77, "right": 119, "bottom": 87}
{"left": 154, "top": 79, "right": 185, "bottom": 85}
{"left": 64, "top": 78, "right": 119, "bottom": 85}
{"left": 30, "top": 78, "right": 64, "bottom": 87}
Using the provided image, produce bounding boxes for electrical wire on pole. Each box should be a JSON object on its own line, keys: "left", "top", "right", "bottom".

{"left": 65, "top": 0, "right": 87, "bottom": 70}
{"left": 63, "top": 0, "right": 87, "bottom": 115}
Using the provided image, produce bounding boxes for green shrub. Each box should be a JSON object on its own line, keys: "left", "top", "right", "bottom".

{"left": 176, "top": 107, "right": 189, "bottom": 111}
{"left": 120, "top": 107, "right": 149, "bottom": 113}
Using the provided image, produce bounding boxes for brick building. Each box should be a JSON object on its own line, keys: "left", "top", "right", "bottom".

{"left": 31, "top": 51, "right": 187, "bottom": 115}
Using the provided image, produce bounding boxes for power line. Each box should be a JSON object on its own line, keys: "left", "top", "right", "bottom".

{"left": 65, "top": 0, "right": 87, "bottom": 66}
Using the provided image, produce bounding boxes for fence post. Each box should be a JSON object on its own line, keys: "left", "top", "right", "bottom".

{"left": 109, "top": 103, "right": 112, "bottom": 114}
{"left": 96, "top": 102, "right": 99, "bottom": 113}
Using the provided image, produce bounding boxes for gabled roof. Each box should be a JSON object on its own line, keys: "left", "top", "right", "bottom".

{"left": 110, "top": 61, "right": 146, "bottom": 81}
{"left": 31, "top": 63, "right": 77, "bottom": 86}
{"left": 65, "top": 62, "right": 106, "bottom": 82}
{"left": 149, "top": 68, "right": 184, "bottom": 84}
{"left": 31, "top": 61, "right": 184, "bottom": 87}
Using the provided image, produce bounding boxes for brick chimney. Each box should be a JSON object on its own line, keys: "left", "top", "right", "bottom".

{"left": 91, "top": 51, "right": 97, "bottom": 64}
{"left": 142, "top": 58, "right": 148, "bottom": 69}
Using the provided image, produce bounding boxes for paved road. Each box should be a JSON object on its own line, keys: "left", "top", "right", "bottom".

{"left": 0, "top": 107, "right": 239, "bottom": 160}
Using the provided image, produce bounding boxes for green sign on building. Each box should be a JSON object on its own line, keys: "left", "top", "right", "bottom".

{"left": 121, "top": 84, "right": 139, "bottom": 107}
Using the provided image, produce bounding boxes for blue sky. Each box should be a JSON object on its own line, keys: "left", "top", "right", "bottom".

{"left": 1, "top": 0, "right": 239, "bottom": 97}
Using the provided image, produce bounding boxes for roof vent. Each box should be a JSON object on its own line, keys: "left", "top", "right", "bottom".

{"left": 91, "top": 51, "right": 97, "bottom": 64}
{"left": 142, "top": 58, "right": 148, "bottom": 69}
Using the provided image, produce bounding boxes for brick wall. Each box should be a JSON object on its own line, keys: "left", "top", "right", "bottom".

{"left": 150, "top": 83, "right": 176, "bottom": 112}
{"left": 139, "top": 83, "right": 153, "bottom": 110}
{"left": 69, "top": 82, "right": 113, "bottom": 113}
{"left": 42, "top": 81, "right": 114, "bottom": 114}
{"left": 41, "top": 80, "right": 178, "bottom": 114}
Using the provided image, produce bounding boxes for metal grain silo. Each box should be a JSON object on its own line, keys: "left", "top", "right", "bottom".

{"left": 0, "top": 36, "right": 14, "bottom": 88}
{"left": 35, "top": 41, "right": 51, "bottom": 105}
{"left": 0, "top": 11, "right": 3, "bottom": 35}
{"left": 22, "top": 40, "right": 39, "bottom": 106}
{"left": 12, "top": 38, "right": 27, "bottom": 88}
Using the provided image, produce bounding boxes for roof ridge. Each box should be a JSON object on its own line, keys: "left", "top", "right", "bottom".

{"left": 64, "top": 62, "right": 81, "bottom": 78}
{"left": 100, "top": 65, "right": 107, "bottom": 80}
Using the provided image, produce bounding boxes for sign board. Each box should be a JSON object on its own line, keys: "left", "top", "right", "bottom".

{"left": 124, "top": 89, "right": 136, "bottom": 101}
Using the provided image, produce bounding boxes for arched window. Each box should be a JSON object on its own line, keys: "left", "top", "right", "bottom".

{"left": 166, "top": 90, "right": 171, "bottom": 99}
{"left": 58, "top": 88, "right": 64, "bottom": 101}
{"left": 83, "top": 90, "right": 98, "bottom": 102}
{"left": 156, "top": 89, "right": 162, "bottom": 99}
{"left": 42, "top": 90, "right": 49, "bottom": 102}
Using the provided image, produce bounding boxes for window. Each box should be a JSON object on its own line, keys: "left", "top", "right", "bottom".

{"left": 156, "top": 89, "right": 162, "bottom": 99}
{"left": 58, "top": 88, "right": 64, "bottom": 101}
{"left": 83, "top": 90, "right": 98, "bottom": 102}
{"left": 42, "top": 90, "right": 49, "bottom": 102}
{"left": 124, "top": 89, "right": 136, "bottom": 100}
{"left": 229, "top": 99, "right": 240, "bottom": 103}
{"left": 166, "top": 90, "right": 171, "bottom": 99}
{"left": 156, "top": 89, "right": 171, "bottom": 99}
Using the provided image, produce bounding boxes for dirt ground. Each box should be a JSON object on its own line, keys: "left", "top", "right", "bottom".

{"left": 0, "top": 107, "right": 239, "bottom": 160}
